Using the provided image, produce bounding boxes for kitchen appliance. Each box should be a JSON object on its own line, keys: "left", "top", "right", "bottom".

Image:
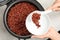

{"left": 3, "top": 0, "right": 44, "bottom": 40}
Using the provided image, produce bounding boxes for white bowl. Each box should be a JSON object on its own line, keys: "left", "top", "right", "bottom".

{"left": 26, "top": 11, "right": 51, "bottom": 35}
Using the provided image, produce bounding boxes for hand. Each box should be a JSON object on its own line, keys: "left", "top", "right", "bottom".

{"left": 31, "top": 27, "right": 60, "bottom": 40}
{"left": 47, "top": 0, "right": 60, "bottom": 11}
{"left": 56, "top": 0, "right": 60, "bottom": 1}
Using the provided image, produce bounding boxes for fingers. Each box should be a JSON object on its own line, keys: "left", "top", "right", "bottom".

{"left": 31, "top": 35, "right": 41, "bottom": 38}
{"left": 56, "top": 0, "right": 60, "bottom": 1}
{"left": 31, "top": 35, "right": 47, "bottom": 38}
{"left": 31, "top": 32, "right": 49, "bottom": 38}
{"left": 52, "top": 1, "right": 60, "bottom": 7}
{"left": 47, "top": 6, "right": 60, "bottom": 11}
{"left": 47, "top": 1, "right": 60, "bottom": 11}
{"left": 31, "top": 27, "right": 56, "bottom": 39}
{"left": 53, "top": 8, "right": 60, "bottom": 11}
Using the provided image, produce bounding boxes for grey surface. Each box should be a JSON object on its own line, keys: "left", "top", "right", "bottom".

{"left": 0, "top": 0, "right": 4, "bottom": 2}
{"left": 0, "top": 0, "right": 60, "bottom": 40}
{"left": 0, "top": 0, "right": 10, "bottom": 6}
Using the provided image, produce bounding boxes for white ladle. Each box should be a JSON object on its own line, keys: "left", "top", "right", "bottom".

{"left": 26, "top": 10, "right": 53, "bottom": 35}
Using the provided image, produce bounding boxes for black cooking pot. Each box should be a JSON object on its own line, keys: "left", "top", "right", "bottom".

{"left": 3, "top": 0, "right": 44, "bottom": 40}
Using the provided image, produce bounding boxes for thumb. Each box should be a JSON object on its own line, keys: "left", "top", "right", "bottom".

{"left": 31, "top": 35, "right": 41, "bottom": 38}
{"left": 53, "top": 8, "right": 60, "bottom": 11}
{"left": 31, "top": 34, "right": 48, "bottom": 39}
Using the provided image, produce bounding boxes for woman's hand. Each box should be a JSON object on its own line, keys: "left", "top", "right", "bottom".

{"left": 56, "top": 0, "right": 60, "bottom": 2}
{"left": 47, "top": 0, "right": 60, "bottom": 11}
{"left": 31, "top": 0, "right": 60, "bottom": 40}
{"left": 31, "top": 27, "right": 60, "bottom": 40}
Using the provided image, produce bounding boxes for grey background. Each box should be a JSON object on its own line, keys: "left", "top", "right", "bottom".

{"left": 0, "top": 0, "right": 60, "bottom": 40}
